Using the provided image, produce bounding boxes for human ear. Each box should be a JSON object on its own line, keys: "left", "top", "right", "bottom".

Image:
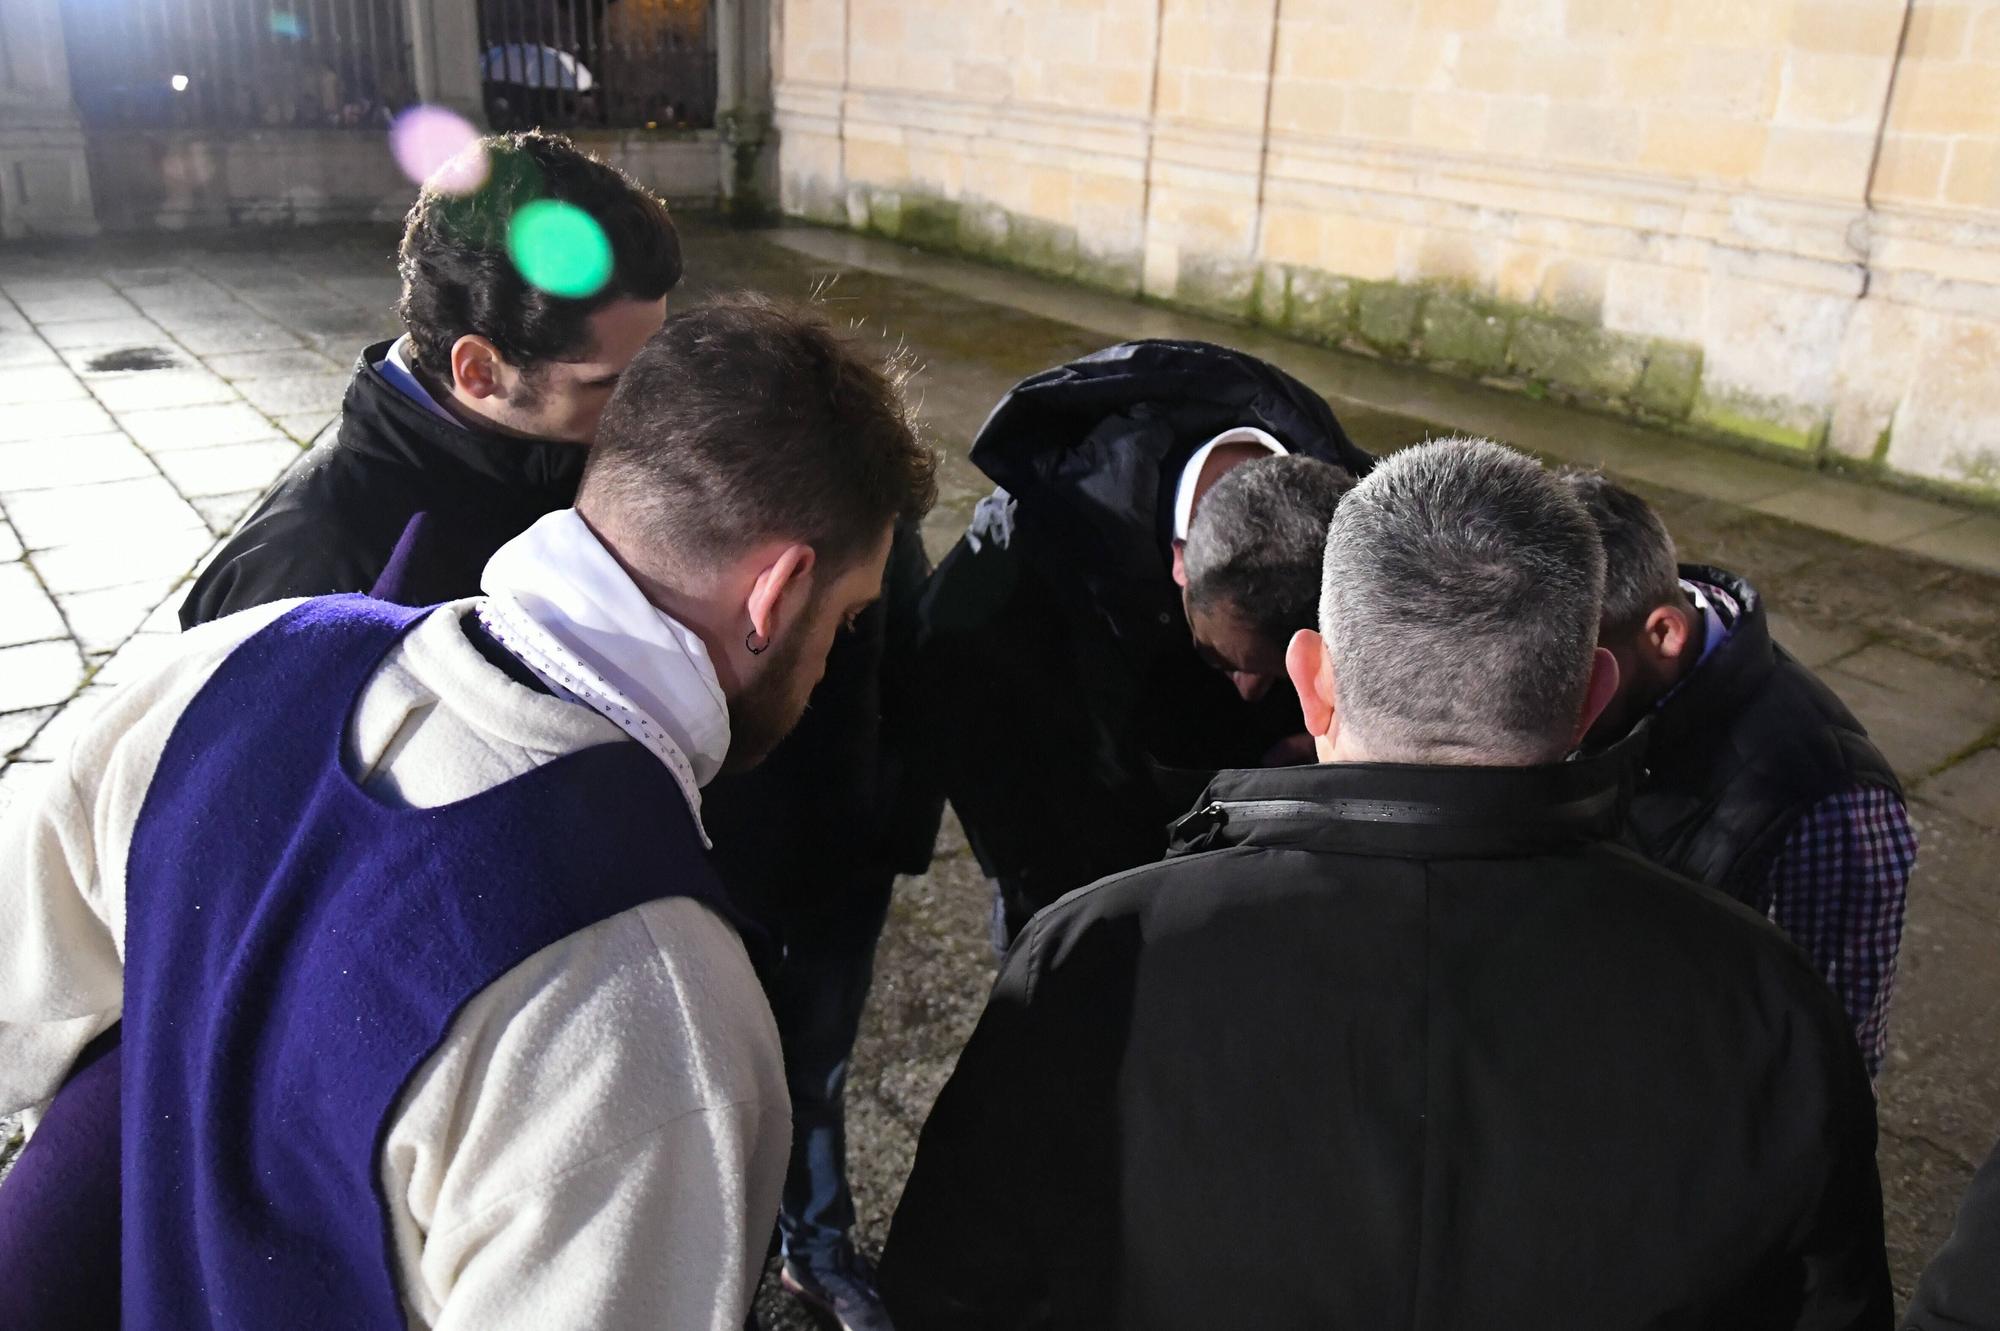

{"left": 745, "top": 543, "right": 817, "bottom": 644}
{"left": 450, "top": 335, "right": 507, "bottom": 400}
{"left": 1645, "top": 604, "right": 1692, "bottom": 665}
{"left": 1286, "top": 629, "right": 1335, "bottom": 739}
{"left": 1170, "top": 540, "right": 1189, "bottom": 589}
{"left": 1571, "top": 647, "right": 1623, "bottom": 747}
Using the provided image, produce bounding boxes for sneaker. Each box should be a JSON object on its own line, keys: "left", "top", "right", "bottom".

{"left": 779, "top": 1246, "right": 894, "bottom": 1331}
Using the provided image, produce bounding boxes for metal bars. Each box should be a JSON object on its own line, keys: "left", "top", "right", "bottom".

{"left": 60, "top": 0, "right": 415, "bottom": 129}
{"left": 476, "top": 0, "right": 717, "bottom": 131}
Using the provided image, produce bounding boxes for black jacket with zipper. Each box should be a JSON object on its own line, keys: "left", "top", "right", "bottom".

{"left": 879, "top": 755, "right": 1890, "bottom": 1330}
{"left": 910, "top": 340, "right": 1374, "bottom": 929}
{"left": 181, "top": 342, "right": 942, "bottom": 917}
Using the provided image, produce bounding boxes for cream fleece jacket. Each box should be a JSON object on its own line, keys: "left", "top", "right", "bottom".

{"left": 0, "top": 598, "right": 790, "bottom": 1330}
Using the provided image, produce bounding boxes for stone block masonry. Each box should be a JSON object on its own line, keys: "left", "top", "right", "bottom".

{"left": 773, "top": 0, "right": 2000, "bottom": 504}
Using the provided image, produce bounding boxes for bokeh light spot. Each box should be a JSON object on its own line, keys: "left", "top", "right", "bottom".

{"left": 170, "top": 74, "right": 190, "bottom": 93}
{"left": 269, "top": 11, "right": 304, "bottom": 40}
{"left": 507, "top": 201, "right": 613, "bottom": 299}
{"left": 389, "top": 105, "right": 487, "bottom": 196}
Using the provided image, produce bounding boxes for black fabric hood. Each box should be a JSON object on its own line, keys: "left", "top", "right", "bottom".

{"left": 968, "top": 340, "right": 1375, "bottom": 593}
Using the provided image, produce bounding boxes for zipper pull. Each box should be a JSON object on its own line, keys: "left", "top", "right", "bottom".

{"left": 1168, "top": 801, "right": 1228, "bottom": 852}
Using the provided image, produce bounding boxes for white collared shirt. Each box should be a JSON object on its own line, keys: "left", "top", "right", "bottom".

{"left": 377, "top": 335, "right": 463, "bottom": 427}
{"left": 1171, "top": 426, "right": 1288, "bottom": 541}
{"left": 480, "top": 509, "right": 733, "bottom": 840}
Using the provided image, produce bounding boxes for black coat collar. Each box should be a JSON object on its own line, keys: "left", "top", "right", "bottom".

{"left": 1169, "top": 739, "right": 1639, "bottom": 861}
{"left": 341, "top": 341, "right": 587, "bottom": 491}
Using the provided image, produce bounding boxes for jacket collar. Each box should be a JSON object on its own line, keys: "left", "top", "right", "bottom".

{"left": 1651, "top": 564, "right": 1774, "bottom": 740}
{"left": 1168, "top": 738, "right": 1640, "bottom": 861}
{"left": 340, "top": 341, "right": 589, "bottom": 491}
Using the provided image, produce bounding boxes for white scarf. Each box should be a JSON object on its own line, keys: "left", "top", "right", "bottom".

{"left": 481, "top": 510, "right": 732, "bottom": 839}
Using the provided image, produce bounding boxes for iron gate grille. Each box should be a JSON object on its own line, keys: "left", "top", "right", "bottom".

{"left": 477, "top": 0, "right": 716, "bottom": 131}
{"left": 61, "top": 0, "right": 415, "bottom": 129}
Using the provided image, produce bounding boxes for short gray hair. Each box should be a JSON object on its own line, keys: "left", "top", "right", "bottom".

{"left": 1555, "top": 469, "right": 1684, "bottom": 636}
{"left": 1184, "top": 455, "right": 1355, "bottom": 642}
{"left": 1320, "top": 438, "right": 1605, "bottom": 764}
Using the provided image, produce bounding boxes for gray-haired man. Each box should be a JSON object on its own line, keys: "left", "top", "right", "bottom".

{"left": 880, "top": 438, "right": 1890, "bottom": 1329}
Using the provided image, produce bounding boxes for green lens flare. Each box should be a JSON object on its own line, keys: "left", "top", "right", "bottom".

{"left": 507, "top": 200, "right": 613, "bottom": 299}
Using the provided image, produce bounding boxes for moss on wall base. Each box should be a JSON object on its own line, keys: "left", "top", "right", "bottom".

{"left": 793, "top": 190, "right": 1997, "bottom": 504}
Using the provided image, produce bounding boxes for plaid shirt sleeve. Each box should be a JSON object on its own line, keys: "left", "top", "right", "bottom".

{"left": 1761, "top": 786, "right": 1917, "bottom": 1078}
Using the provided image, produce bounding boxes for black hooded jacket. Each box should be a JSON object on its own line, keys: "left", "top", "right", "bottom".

{"left": 879, "top": 756, "right": 1891, "bottom": 1330}
{"left": 183, "top": 344, "right": 587, "bottom": 621}
{"left": 911, "top": 340, "right": 1373, "bottom": 923}
{"left": 182, "top": 343, "right": 940, "bottom": 917}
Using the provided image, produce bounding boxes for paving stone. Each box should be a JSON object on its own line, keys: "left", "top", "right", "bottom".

{"left": 0, "top": 302, "right": 28, "bottom": 333}
{"left": 190, "top": 489, "right": 267, "bottom": 537}
{"left": 203, "top": 348, "right": 344, "bottom": 382}
{"left": 317, "top": 276, "right": 403, "bottom": 308}
{"left": 0, "top": 560, "right": 67, "bottom": 646}
{"left": 56, "top": 578, "right": 181, "bottom": 655}
{"left": 276, "top": 411, "right": 340, "bottom": 444}
{"left": 1753, "top": 478, "right": 1969, "bottom": 548}
{"left": 88, "top": 369, "right": 239, "bottom": 413}
{"left": 5, "top": 475, "right": 205, "bottom": 550}
{"left": 1764, "top": 610, "right": 1869, "bottom": 669}
{"left": 19, "top": 683, "right": 119, "bottom": 762}
{"left": 61, "top": 343, "right": 192, "bottom": 376}
{"left": 0, "top": 519, "right": 20, "bottom": 563}
{"left": 0, "top": 397, "right": 114, "bottom": 443}
{"left": 170, "top": 319, "right": 309, "bottom": 356}
{"left": 154, "top": 438, "right": 299, "bottom": 498}
{"left": 0, "top": 365, "right": 88, "bottom": 405}
{"left": 139, "top": 593, "right": 185, "bottom": 634}
{"left": 1917, "top": 747, "right": 2000, "bottom": 832}
{"left": 16, "top": 292, "right": 144, "bottom": 325}
{"left": 118, "top": 401, "right": 284, "bottom": 451}
{"left": 236, "top": 372, "right": 349, "bottom": 416}
{"left": 1900, "top": 515, "right": 2000, "bottom": 580}
{"left": 1830, "top": 644, "right": 2000, "bottom": 728}
{"left": 1820, "top": 670, "right": 1989, "bottom": 779}
{"left": 123, "top": 276, "right": 236, "bottom": 308}
{"left": 39, "top": 317, "right": 171, "bottom": 352}
{"left": 0, "top": 434, "right": 157, "bottom": 490}
{"left": 29, "top": 529, "right": 215, "bottom": 595}
{"left": 0, "top": 705, "right": 57, "bottom": 759}
{"left": 1, "top": 277, "right": 117, "bottom": 302}
{"left": 0, "top": 638, "right": 85, "bottom": 711}
{"left": 105, "top": 266, "right": 195, "bottom": 289}
{"left": 0, "top": 330, "right": 62, "bottom": 368}
{"left": 93, "top": 631, "right": 181, "bottom": 688}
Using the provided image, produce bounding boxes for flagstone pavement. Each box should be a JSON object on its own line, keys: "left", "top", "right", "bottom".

{"left": 1, "top": 214, "right": 1997, "bottom": 1316}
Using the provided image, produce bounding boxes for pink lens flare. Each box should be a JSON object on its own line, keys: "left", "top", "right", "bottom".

{"left": 389, "top": 106, "right": 487, "bottom": 196}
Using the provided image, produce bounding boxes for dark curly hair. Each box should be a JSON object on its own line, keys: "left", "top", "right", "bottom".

{"left": 396, "top": 130, "right": 681, "bottom": 380}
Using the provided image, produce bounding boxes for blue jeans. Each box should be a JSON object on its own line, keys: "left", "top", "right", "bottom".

{"left": 768, "top": 879, "right": 894, "bottom": 1266}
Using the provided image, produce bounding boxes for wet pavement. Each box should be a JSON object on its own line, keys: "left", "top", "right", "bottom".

{"left": 0, "top": 214, "right": 1996, "bottom": 1318}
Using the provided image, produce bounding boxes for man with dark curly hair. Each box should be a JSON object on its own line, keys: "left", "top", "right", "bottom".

{"left": 183, "top": 130, "right": 681, "bottom": 619}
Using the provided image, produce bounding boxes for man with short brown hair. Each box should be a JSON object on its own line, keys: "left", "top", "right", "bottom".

{"left": 0, "top": 297, "right": 936, "bottom": 1331}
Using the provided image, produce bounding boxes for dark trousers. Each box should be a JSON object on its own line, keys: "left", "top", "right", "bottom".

{"left": 767, "top": 877, "right": 895, "bottom": 1264}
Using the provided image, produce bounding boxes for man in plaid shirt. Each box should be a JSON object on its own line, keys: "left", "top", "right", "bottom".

{"left": 1562, "top": 472, "right": 1916, "bottom": 1075}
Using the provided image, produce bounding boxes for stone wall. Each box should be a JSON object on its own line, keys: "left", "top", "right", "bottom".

{"left": 772, "top": 0, "right": 2000, "bottom": 499}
